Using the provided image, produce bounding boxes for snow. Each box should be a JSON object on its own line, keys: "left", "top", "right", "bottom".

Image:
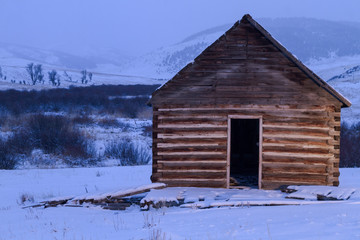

{"left": 1, "top": 167, "right": 360, "bottom": 239}
{"left": 0, "top": 166, "right": 151, "bottom": 208}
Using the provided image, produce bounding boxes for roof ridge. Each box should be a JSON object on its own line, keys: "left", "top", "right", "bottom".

{"left": 149, "top": 14, "right": 351, "bottom": 108}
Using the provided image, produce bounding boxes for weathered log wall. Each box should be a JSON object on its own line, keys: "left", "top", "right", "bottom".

{"left": 151, "top": 105, "right": 340, "bottom": 189}
{"left": 149, "top": 15, "right": 347, "bottom": 190}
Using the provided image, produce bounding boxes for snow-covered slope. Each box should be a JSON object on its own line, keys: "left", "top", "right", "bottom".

{"left": 1, "top": 18, "right": 360, "bottom": 122}
{"left": 121, "top": 18, "right": 360, "bottom": 80}
{"left": 309, "top": 55, "right": 360, "bottom": 123}
{"left": 0, "top": 42, "right": 143, "bottom": 88}
{"left": 3, "top": 18, "right": 360, "bottom": 84}
{"left": 118, "top": 24, "right": 231, "bottom": 79}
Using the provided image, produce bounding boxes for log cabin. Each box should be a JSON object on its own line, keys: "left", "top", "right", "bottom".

{"left": 148, "top": 14, "right": 351, "bottom": 189}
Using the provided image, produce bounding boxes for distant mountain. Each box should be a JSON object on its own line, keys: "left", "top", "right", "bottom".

{"left": 0, "top": 42, "right": 138, "bottom": 87}
{"left": 3, "top": 18, "right": 360, "bottom": 82}
{"left": 120, "top": 18, "right": 360, "bottom": 80}
{"left": 0, "top": 42, "right": 101, "bottom": 69}
{"left": 328, "top": 65, "right": 360, "bottom": 81}
{"left": 2, "top": 17, "right": 360, "bottom": 122}
{"left": 260, "top": 18, "right": 360, "bottom": 61}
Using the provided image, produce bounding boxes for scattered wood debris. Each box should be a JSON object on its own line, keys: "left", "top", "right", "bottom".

{"left": 24, "top": 184, "right": 358, "bottom": 211}
{"left": 284, "top": 185, "right": 356, "bottom": 201}
{"left": 24, "top": 183, "right": 166, "bottom": 210}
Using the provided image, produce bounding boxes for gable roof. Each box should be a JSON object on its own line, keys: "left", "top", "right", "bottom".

{"left": 149, "top": 14, "right": 351, "bottom": 108}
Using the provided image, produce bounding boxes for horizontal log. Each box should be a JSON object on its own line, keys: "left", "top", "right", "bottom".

{"left": 158, "top": 180, "right": 226, "bottom": 188}
{"left": 158, "top": 115, "right": 227, "bottom": 120}
{"left": 157, "top": 142, "right": 224, "bottom": 148}
{"left": 153, "top": 154, "right": 227, "bottom": 161}
{"left": 263, "top": 133, "right": 331, "bottom": 141}
{"left": 264, "top": 125, "right": 330, "bottom": 134}
{"left": 262, "top": 156, "right": 329, "bottom": 165}
{"left": 262, "top": 162, "right": 327, "bottom": 174}
{"left": 154, "top": 138, "right": 227, "bottom": 144}
{"left": 156, "top": 104, "right": 331, "bottom": 111}
{"left": 262, "top": 146, "right": 330, "bottom": 154}
{"left": 157, "top": 145, "right": 226, "bottom": 153}
{"left": 262, "top": 173, "right": 327, "bottom": 182}
{"left": 158, "top": 160, "right": 226, "bottom": 165}
{"left": 153, "top": 95, "right": 334, "bottom": 105}
{"left": 161, "top": 172, "right": 226, "bottom": 181}
{"left": 262, "top": 142, "right": 329, "bottom": 149}
{"left": 158, "top": 123, "right": 226, "bottom": 128}
{"left": 157, "top": 151, "right": 226, "bottom": 156}
{"left": 263, "top": 137, "right": 329, "bottom": 146}
{"left": 154, "top": 127, "right": 228, "bottom": 133}
{"left": 263, "top": 152, "right": 333, "bottom": 159}
{"left": 160, "top": 172, "right": 226, "bottom": 180}
{"left": 155, "top": 99, "right": 335, "bottom": 107}
{"left": 156, "top": 108, "right": 331, "bottom": 118}
{"left": 263, "top": 124, "right": 330, "bottom": 131}
{"left": 158, "top": 169, "right": 226, "bottom": 173}
{"left": 158, "top": 161, "right": 226, "bottom": 170}
{"left": 157, "top": 133, "right": 227, "bottom": 139}
{"left": 158, "top": 119, "right": 227, "bottom": 125}
{"left": 263, "top": 130, "right": 329, "bottom": 139}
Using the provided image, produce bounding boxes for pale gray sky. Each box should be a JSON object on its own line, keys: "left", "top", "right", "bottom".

{"left": 1, "top": 0, "right": 360, "bottom": 56}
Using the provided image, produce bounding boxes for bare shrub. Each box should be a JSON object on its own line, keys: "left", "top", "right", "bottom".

{"left": 72, "top": 115, "right": 95, "bottom": 125}
{"left": 137, "top": 107, "right": 153, "bottom": 120}
{"left": 104, "top": 139, "right": 150, "bottom": 166}
{"left": 0, "top": 84, "right": 159, "bottom": 117}
{"left": 62, "top": 154, "right": 101, "bottom": 167}
{"left": 0, "top": 139, "right": 17, "bottom": 169}
{"left": 19, "top": 193, "right": 34, "bottom": 205}
{"left": 149, "top": 229, "right": 168, "bottom": 240}
{"left": 142, "top": 125, "right": 152, "bottom": 138}
{"left": 8, "top": 114, "right": 95, "bottom": 160}
{"left": 97, "top": 118, "right": 121, "bottom": 128}
{"left": 340, "top": 122, "right": 360, "bottom": 167}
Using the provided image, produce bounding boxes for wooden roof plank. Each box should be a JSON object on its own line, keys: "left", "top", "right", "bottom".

{"left": 149, "top": 14, "right": 351, "bottom": 108}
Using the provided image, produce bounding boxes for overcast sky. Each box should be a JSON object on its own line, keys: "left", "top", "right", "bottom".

{"left": 1, "top": 0, "right": 360, "bottom": 56}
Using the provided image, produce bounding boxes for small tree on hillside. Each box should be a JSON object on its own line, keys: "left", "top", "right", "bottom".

{"left": 48, "top": 70, "right": 60, "bottom": 86}
{"left": 26, "top": 63, "right": 44, "bottom": 85}
{"left": 63, "top": 71, "right": 73, "bottom": 83}
{"left": 34, "top": 64, "right": 44, "bottom": 84}
{"left": 81, "top": 69, "right": 88, "bottom": 84}
{"left": 88, "top": 72, "right": 93, "bottom": 82}
{"left": 26, "top": 63, "right": 35, "bottom": 84}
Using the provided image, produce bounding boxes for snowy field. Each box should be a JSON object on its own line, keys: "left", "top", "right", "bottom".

{"left": 1, "top": 166, "right": 360, "bottom": 240}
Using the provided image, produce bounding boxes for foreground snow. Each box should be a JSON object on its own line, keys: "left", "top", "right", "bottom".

{"left": 1, "top": 166, "right": 360, "bottom": 239}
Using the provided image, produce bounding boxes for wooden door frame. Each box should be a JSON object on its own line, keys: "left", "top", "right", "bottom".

{"left": 226, "top": 115, "right": 263, "bottom": 189}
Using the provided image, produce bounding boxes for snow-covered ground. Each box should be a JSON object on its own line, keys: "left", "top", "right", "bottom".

{"left": 1, "top": 166, "right": 360, "bottom": 240}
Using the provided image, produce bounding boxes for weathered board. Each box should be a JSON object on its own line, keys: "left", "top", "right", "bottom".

{"left": 149, "top": 14, "right": 350, "bottom": 190}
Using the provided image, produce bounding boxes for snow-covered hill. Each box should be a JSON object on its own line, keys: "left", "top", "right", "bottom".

{"left": 0, "top": 42, "right": 147, "bottom": 88}
{"left": 121, "top": 18, "right": 360, "bottom": 79}
{"left": 3, "top": 18, "right": 360, "bottom": 84}
{"left": 1, "top": 18, "right": 360, "bottom": 122}
{"left": 309, "top": 55, "right": 360, "bottom": 123}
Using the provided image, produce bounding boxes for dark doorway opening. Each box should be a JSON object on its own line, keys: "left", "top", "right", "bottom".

{"left": 230, "top": 119, "right": 259, "bottom": 188}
